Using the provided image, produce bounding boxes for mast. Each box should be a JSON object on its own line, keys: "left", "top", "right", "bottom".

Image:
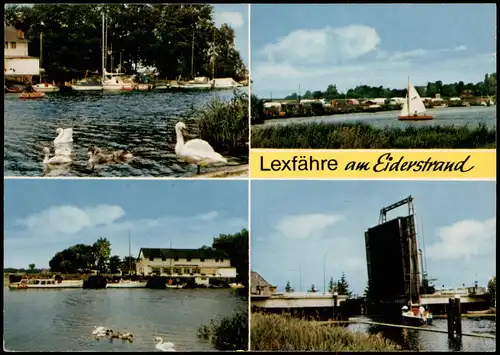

{"left": 39, "top": 33, "right": 43, "bottom": 82}
{"left": 191, "top": 29, "right": 195, "bottom": 79}
{"left": 128, "top": 229, "right": 131, "bottom": 273}
{"left": 101, "top": 13, "right": 105, "bottom": 81}
{"left": 407, "top": 76, "right": 410, "bottom": 116}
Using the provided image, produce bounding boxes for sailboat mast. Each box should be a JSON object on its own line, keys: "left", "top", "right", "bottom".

{"left": 128, "top": 229, "right": 131, "bottom": 272}
{"left": 407, "top": 76, "right": 410, "bottom": 116}
{"left": 101, "top": 13, "right": 105, "bottom": 81}
{"left": 191, "top": 30, "right": 195, "bottom": 79}
{"left": 39, "top": 33, "right": 43, "bottom": 82}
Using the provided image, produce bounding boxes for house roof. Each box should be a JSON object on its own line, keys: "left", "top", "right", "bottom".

{"left": 251, "top": 271, "right": 272, "bottom": 288}
{"left": 4, "top": 24, "right": 28, "bottom": 43}
{"left": 138, "top": 248, "right": 229, "bottom": 260}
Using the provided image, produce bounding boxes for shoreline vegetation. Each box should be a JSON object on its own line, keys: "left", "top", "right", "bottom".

{"left": 251, "top": 313, "right": 400, "bottom": 351}
{"left": 197, "top": 311, "right": 248, "bottom": 351}
{"left": 251, "top": 122, "right": 496, "bottom": 149}
{"left": 4, "top": 4, "right": 247, "bottom": 83}
{"left": 251, "top": 73, "right": 496, "bottom": 124}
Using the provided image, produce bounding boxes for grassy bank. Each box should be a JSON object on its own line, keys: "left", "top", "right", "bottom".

{"left": 251, "top": 313, "right": 400, "bottom": 351}
{"left": 251, "top": 122, "right": 496, "bottom": 149}
{"left": 197, "top": 311, "right": 248, "bottom": 351}
{"left": 196, "top": 90, "right": 249, "bottom": 156}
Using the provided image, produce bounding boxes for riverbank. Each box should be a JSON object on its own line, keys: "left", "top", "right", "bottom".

{"left": 251, "top": 122, "right": 496, "bottom": 149}
{"left": 195, "top": 164, "right": 248, "bottom": 178}
{"left": 251, "top": 313, "right": 400, "bottom": 351}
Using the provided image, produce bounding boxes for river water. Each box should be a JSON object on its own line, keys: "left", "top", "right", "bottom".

{"left": 263, "top": 106, "right": 497, "bottom": 129}
{"left": 348, "top": 316, "right": 496, "bottom": 352}
{"left": 4, "top": 90, "right": 248, "bottom": 177}
{"left": 3, "top": 287, "right": 247, "bottom": 352}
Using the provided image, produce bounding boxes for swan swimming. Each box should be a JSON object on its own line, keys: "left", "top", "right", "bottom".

{"left": 54, "top": 127, "right": 73, "bottom": 144}
{"left": 43, "top": 147, "right": 72, "bottom": 165}
{"left": 174, "top": 121, "right": 227, "bottom": 174}
{"left": 154, "top": 337, "right": 175, "bottom": 352}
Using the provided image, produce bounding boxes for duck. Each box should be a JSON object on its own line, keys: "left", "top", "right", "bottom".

{"left": 154, "top": 337, "right": 176, "bottom": 352}
{"left": 112, "top": 149, "right": 134, "bottom": 162}
{"left": 174, "top": 121, "right": 227, "bottom": 174}
{"left": 87, "top": 145, "right": 114, "bottom": 166}
{"left": 117, "top": 331, "right": 134, "bottom": 342}
{"left": 43, "top": 147, "right": 72, "bottom": 165}
{"left": 54, "top": 127, "right": 73, "bottom": 144}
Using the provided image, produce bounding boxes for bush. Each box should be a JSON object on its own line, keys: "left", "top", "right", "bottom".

{"left": 197, "top": 311, "right": 248, "bottom": 351}
{"left": 197, "top": 90, "right": 249, "bottom": 155}
{"left": 251, "top": 313, "right": 400, "bottom": 351}
{"left": 251, "top": 122, "right": 496, "bottom": 149}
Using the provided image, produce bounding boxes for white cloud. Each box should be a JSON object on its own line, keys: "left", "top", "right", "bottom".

{"left": 426, "top": 217, "right": 496, "bottom": 260}
{"left": 455, "top": 45, "right": 467, "bottom": 51}
{"left": 16, "top": 204, "right": 125, "bottom": 234}
{"left": 214, "top": 11, "right": 244, "bottom": 29}
{"left": 258, "top": 25, "right": 380, "bottom": 66}
{"left": 197, "top": 211, "right": 219, "bottom": 221}
{"left": 273, "top": 213, "right": 345, "bottom": 240}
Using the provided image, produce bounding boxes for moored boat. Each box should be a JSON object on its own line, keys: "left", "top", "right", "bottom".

{"left": 9, "top": 278, "right": 83, "bottom": 289}
{"left": 71, "top": 78, "right": 103, "bottom": 91}
{"left": 33, "top": 83, "right": 60, "bottom": 93}
{"left": 19, "top": 92, "right": 45, "bottom": 99}
{"left": 398, "top": 77, "right": 434, "bottom": 121}
{"left": 102, "top": 71, "right": 134, "bottom": 91}
{"left": 106, "top": 280, "right": 147, "bottom": 288}
{"left": 165, "top": 283, "right": 186, "bottom": 289}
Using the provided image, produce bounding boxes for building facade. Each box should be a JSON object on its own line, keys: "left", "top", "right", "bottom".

{"left": 251, "top": 271, "right": 277, "bottom": 296}
{"left": 4, "top": 24, "right": 39, "bottom": 78}
{"left": 136, "top": 248, "right": 237, "bottom": 285}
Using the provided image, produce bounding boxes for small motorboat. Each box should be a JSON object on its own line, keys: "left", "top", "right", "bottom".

{"left": 402, "top": 305, "right": 433, "bottom": 326}
{"left": 5, "top": 86, "right": 22, "bottom": 93}
{"left": 33, "top": 83, "right": 60, "bottom": 93}
{"left": 19, "top": 92, "right": 46, "bottom": 99}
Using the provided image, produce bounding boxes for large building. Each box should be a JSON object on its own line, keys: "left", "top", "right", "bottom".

{"left": 136, "top": 248, "right": 237, "bottom": 286}
{"left": 4, "top": 24, "right": 39, "bottom": 79}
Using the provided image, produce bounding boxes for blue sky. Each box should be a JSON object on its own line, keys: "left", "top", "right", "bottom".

{"left": 250, "top": 4, "right": 496, "bottom": 98}
{"left": 213, "top": 4, "right": 249, "bottom": 66}
{"left": 251, "top": 181, "right": 496, "bottom": 295}
{"left": 4, "top": 179, "right": 248, "bottom": 269}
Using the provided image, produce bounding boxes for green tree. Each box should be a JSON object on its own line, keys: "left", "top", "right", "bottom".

{"left": 28, "top": 264, "right": 35, "bottom": 273}
{"left": 212, "top": 229, "right": 249, "bottom": 287}
{"left": 108, "top": 255, "right": 122, "bottom": 274}
{"left": 285, "top": 281, "right": 292, "bottom": 293}
{"left": 336, "top": 272, "right": 352, "bottom": 298}
{"left": 328, "top": 276, "right": 335, "bottom": 293}
{"left": 488, "top": 276, "right": 496, "bottom": 306}
{"left": 93, "top": 237, "right": 111, "bottom": 273}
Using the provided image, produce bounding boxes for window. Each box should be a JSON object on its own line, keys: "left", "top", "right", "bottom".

{"left": 186, "top": 258, "right": 191, "bottom": 262}
{"left": 200, "top": 258, "right": 205, "bottom": 262}
{"left": 220, "top": 259, "right": 224, "bottom": 263}
{"left": 215, "top": 258, "right": 219, "bottom": 262}
{"left": 161, "top": 257, "right": 166, "bottom": 261}
{"left": 174, "top": 257, "right": 179, "bottom": 261}
{"left": 4, "top": 42, "right": 7, "bottom": 49}
{"left": 149, "top": 256, "right": 154, "bottom": 261}
{"left": 10, "top": 42, "right": 16, "bottom": 49}
{"left": 174, "top": 268, "right": 182, "bottom": 274}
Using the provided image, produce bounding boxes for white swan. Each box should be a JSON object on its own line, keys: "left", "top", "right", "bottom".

{"left": 174, "top": 121, "right": 227, "bottom": 174}
{"left": 54, "top": 127, "right": 73, "bottom": 144}
{"left": 154, "top": 337, "right": 175, "bottom": 352}
{"left": 92, "top": 326, "right": 111, "bottom": 338}
{"left": 43, "top": 147, "right": 72, "bottom": 165}
{"left": 54, "top": 142, "right": 72, "bottom": 157}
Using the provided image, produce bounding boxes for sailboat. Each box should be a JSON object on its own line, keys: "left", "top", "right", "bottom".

{"left": 106, "top": 230, "right": 146, "bottom": 288}
{"left": 33, "top": 33, "right": 59, "bottom": 93}
{"left": 398, "top": 77, "right": 433, "bottom": 121}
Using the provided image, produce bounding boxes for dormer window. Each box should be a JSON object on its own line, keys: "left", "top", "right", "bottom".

{"left": 200, "top": 258, "right": 205, "bottom": 262}
{"left": 174, "top": 257, "right": 179, "bottom": 261}
{"left": 149, "top": 256, "right": 154, "bottom": 261}
{"left": 186, "top": 258, "right": 191, "bottom": 262}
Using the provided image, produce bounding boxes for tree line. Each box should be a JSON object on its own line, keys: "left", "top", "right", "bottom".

{"left": 9, "top": 229, "right": 249, "bottom": 286}
{"left": 284, "top": 73, "right": 497, "bottom": 101}
{"left": 4, "top": 4, "right": 246, "bottom": 81}
{"left": 284, "top": 272, "right": 352, "bottom": 297}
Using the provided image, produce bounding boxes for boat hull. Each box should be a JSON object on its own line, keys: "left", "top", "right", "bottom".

{"left": 398, "top": 115, "right": 434, "bottom": 121}
{"left": 166, "top": 284, "right": 186, "bottom": 289}
{"left": 102, "top": 85, "right": 134, "bottom": 91}
{"left": 106, "top": 282, "right": 147, "bottom": 288}
{"left": 9, "top": 281, "right": 83, "bottom": 289}
{"left": 402, "top": 314, "right": 426, "bottom": 326}
{"left": 19, "top": 93, "right": 45, "bottom": 99}
{"left": 71, "top": 85, "right": 103, "bottom": 91}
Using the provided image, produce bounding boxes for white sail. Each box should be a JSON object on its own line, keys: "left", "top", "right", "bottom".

{"left": 400, "top": 84, "right": 427, "bottom": 116}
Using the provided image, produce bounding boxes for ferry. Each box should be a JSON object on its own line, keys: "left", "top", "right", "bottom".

{"left": 9, "top": 278, "right": 83, "bottom": 289}
{"left": 402, "top": 304, "right": 433, "bottom": 326}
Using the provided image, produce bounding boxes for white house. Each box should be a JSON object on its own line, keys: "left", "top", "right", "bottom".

{"left": 136, "top": 248, "right": 237, "bottom": 286}
{"left": 4, "top": 24, "right": 39, "bottom": 77}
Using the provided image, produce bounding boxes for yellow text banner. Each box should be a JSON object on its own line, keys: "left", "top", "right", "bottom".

{"left": 250, "top": 149, "right": 496, "bottom": 179}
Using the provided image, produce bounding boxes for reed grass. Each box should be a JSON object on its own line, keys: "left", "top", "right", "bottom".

{"left": 197, "top": 311, "right": 248, "bottom": 351}
{"left": 251, "top": 313, "right": 400, "bottom": 351}
{"left": 251, "top": 122, "right": 496, "bottom": 149}
{"left": 197, "top": 90, "right": 249, "bottom": 155}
